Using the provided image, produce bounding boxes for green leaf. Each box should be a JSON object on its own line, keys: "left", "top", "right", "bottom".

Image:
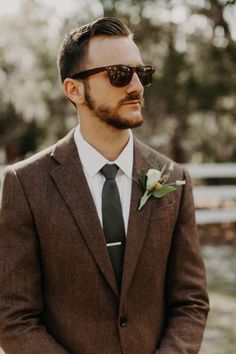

{"left": 138, "top": 174, "right": 147, "bottom": 193}
{"left": 152, "top": 185, "right": 177, "bottom": 198}
{"left": 138, "top": 191, "right": 151, "bottom": 210}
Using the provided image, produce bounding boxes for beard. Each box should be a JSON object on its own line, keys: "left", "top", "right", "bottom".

{"left": 83, "top": 81, "right": 144, "bottom": 129}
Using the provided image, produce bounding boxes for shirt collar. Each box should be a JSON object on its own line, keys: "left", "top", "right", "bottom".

{"left": 74, "top": 125, "right": 133, "bottom": 178}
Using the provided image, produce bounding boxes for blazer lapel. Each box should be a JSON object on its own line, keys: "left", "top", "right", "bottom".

{"left": 49, "top": 130, "right": 119, "bottom": 298}
{"left": 120, "top": 139, "right": 154, "bottom": 302}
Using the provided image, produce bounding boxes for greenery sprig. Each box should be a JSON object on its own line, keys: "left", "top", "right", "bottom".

{"left": 138, "top": 163, "right": 185, "bottom": 210}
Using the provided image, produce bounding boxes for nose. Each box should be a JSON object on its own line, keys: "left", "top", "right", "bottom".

{"left": 125, "top": 72, "right": 144, "bottom": 95}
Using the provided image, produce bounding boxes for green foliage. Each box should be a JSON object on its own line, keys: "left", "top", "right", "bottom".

{"left": 152, "top": 185, "right": 177, "bottom": 198}
{"left": 138, "top": 173, "right": 147, "bottom": 193}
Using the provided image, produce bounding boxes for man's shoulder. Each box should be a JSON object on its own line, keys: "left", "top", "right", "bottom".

{"left": 4, "top": 129, "right": 75, "bottom": 177}
{"left": 134, "top": 137, "right": 183, "bottom": 172}
{"left": 4, "top": 143, "right": 55, "bottom": 181}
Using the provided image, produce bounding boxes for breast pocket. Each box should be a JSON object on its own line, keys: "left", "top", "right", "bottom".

{"left": 148, "top": 201, "right": 176, "bottom": 249}
{"left": 151, "top": 202, "right": 175, "bottom": 221}
{"left": 142, "top": 202, "right": 177, "bottom": 270}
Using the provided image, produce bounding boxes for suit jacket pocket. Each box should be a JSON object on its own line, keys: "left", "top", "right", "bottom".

{"left": 145, "top": 202, "right": 176, "bottom": 261}
{"left": 151, "top": 202, "right": 175, "bottom": 220}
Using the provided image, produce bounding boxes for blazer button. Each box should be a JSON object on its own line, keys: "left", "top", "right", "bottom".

{"left": 119, "top": 317, "right": 128, "bottom": 327}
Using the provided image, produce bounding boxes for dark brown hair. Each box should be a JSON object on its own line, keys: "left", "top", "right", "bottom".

{"left": 57, "top": 17, "right": 133, "bottom": 83}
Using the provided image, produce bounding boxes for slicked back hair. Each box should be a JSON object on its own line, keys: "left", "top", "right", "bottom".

{"left": 57, "top": 17, "right": 133, "bottom": 83}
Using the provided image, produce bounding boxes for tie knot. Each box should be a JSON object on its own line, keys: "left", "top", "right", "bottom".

{"left": 101, "top": 164, "right": 119, "bottom": 180}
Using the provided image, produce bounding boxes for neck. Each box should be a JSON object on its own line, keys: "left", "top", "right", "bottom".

{"left": 79, "top": 118, "right": 130, "bottom": 161}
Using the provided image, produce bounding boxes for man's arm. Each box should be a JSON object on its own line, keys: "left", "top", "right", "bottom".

{"left": 156, "top": 169, "right": 209, "bottom": 354}
{"left": 0, "top": 167, "right": 70, "bottom": 354}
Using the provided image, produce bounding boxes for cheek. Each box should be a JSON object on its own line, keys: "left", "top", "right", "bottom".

{"left": 88, "top": 76, "right": 109, "bottom": 94}
{"left": 89, "top": 77, "right": 125, "bottom": 103}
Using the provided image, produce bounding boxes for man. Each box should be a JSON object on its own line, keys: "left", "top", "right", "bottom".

{"left": 0, "top": 17, "right": 209, "bottom": 354}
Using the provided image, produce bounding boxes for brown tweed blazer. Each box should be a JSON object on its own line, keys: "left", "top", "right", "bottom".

{"left": 0, "top": 129, "right": 209, "bottom": 354}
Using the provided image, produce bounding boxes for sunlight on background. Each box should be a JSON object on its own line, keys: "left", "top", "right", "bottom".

{"left": 1, "top": 0, "right": 236, "bottom": 40}
{"left": 0, "top": 0, "right": 20, "bottom": 15}
{"left": 0, "top": 0, "right": 79, "bottom": 17}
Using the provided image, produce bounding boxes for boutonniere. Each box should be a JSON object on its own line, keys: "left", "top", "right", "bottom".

{"left": 138, "top": 162, "right": 185, "bottom": 210}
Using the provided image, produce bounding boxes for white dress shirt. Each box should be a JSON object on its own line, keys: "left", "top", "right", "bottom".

{"left": 74, "top": 126, "right": 133, "bottom": 234}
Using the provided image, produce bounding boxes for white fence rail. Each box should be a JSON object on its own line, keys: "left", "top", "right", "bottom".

{"left": 184, "top": 163, "right": 236, "bottom": 179}
{"left": 184, "top": 163, "right": 236, "bottom": 224}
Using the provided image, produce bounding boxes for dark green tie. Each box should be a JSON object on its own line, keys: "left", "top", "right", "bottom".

{"left": 101, "top": 164, "right": 126, "bottom": 290}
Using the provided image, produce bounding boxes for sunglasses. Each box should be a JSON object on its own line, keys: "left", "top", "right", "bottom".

{"left": 71, "top": 64, "right": 155, "bottom": 87}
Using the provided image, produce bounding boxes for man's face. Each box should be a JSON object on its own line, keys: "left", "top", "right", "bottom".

{"left": 81, "top": 36, "right": 145, "bottom": 129}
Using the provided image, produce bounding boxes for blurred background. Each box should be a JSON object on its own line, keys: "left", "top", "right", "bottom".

{"left": 0, "top": 0, "right": 236, "bottom": 353}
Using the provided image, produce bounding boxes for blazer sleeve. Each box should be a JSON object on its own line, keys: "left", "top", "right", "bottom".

{"left": 155, "top": 169, "right": 209, "bottom": 354}
{"left": 0, "top": 167, "right": 70, "bottom": 354}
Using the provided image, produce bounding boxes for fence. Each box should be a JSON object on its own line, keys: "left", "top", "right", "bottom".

{"left": 184, "top": 163, "right": 236, "bottom": 224}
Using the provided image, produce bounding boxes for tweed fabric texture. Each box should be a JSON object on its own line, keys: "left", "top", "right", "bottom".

{"left": 0, "top": 129, "right": 209, "bottom": 354}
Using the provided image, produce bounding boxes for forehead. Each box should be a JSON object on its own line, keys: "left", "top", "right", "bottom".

{"left": 86, "top": 36, "right": 143, "bottom": 68}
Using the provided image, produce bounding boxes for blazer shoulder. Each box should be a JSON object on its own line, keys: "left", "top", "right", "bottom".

{"left": 6, "top": 144, "right": 55, "bottom": 176}
{"left": 5, "top": 129, "right": 76, "bottom": 174}
{"left": 134, "top": 137, "right": 184, "bottom": 174}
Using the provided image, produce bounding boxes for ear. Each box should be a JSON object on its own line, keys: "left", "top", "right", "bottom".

{"left": 63, "top": 78, "right": 85, "bottom": 105}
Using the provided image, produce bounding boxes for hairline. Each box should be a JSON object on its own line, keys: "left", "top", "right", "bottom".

{"left": 78, "top": 34, "right": 135, "bottom": 74}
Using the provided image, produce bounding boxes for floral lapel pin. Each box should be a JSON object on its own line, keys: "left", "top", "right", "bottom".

{"left": 138, "top": 162, "right": 185, "bottom": 210}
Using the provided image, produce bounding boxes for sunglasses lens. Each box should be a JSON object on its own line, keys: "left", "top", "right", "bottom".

{"left": 137, "top": 66, "right": 154, "bottom": 86}
{"left": 107, "top": 65, "right": 155, "bottom": 87}
{"left": 108, "top": 65, "right": 132, "bottom": 87}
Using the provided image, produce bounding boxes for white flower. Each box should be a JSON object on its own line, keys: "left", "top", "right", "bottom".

{"left": 138, "top": 163, "right": 186, "bottom": 210}
{"left": 146, "top": 169, "right": 161, "bottom": 191}
{"left": 175, "top": 180, "right": 186, "bottom": 186}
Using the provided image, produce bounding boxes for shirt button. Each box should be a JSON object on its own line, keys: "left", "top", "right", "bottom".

{"left": 119, "top": 317, "right": 128, "bottom": 327}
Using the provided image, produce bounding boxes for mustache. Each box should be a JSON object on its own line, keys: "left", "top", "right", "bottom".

{"left": 119, "top": 93, "right": 144, "bottom": 107}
